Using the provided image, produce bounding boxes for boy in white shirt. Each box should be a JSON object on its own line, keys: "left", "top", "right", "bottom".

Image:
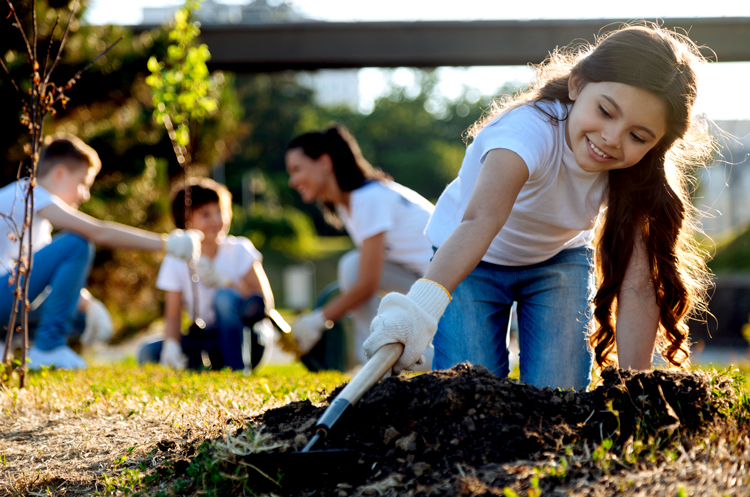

{"left": 138, "top": 178, "right": 277, "bottom": 371}
{"left": 0, "top": 134, "right": 201, "bottom": 370}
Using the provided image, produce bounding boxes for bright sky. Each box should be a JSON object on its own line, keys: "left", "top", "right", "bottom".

{"left": 84, "top": 0, "right": 750, "bottom": 120}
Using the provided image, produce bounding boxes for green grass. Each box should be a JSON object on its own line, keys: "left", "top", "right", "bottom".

{"left": 6, "top": 360, "right": 748, "bottom": 426}
{"left": 0, "top": 360, "right": 350, "bottom": 496}
{"left": 3, "top": 361, "right": 749, "bottom": 496}
{"left": 5, "top": 360, "right": 347, "bottom": 417}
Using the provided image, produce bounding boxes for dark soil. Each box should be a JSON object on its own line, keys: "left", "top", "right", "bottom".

{"left": 178, "top": 364, "right": 740, "bottom": 496}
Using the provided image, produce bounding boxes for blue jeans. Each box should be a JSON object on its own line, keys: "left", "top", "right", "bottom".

{"left": 433, "top": 246, "right": 595, "bottom": 390}
{"left": 0, "top": 233, "right": 94, "bottom": 351}
{"left": 139, "top": 290, "right": 267, "bottom": 370}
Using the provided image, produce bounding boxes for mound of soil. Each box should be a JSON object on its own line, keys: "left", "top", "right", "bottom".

{"left": 200, "top": 365, "right": 738, "bottom": 496}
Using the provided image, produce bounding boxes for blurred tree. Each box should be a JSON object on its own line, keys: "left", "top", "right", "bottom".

{"left": 224, "top": 69, "right": 522, "bottom": 240}
{"left": 222, "top": 72, "right": 340, "bottom": 239}
{"left": 147, "top": 0, "right": 222, "bottom": 172}
{"left": 341, "top": 77, "right": 525, "bottom": 202}
{"left": 708, "top": 225, "right": 750, "bottom": 273}
{"left": 0, "top": 0, "right": 244, "bottom": 340}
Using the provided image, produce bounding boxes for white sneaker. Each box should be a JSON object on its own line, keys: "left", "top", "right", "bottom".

{"left": 28, "top": 345, "right": 88, "bottom": 370}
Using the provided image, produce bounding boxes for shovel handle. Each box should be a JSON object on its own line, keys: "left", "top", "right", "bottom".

{"left": 338, "top": 342, "right": 404, "bottom": 406}
{"left": 304, "top": 342, "right": 405, "bottom": 451}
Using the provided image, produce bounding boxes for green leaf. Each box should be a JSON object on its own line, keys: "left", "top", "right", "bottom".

{"left": 147, "top": 56, "right": 161, "bottom": 74}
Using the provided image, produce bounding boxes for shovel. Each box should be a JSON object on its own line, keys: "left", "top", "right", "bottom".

{"left": 242, "top": 342, "right": 404, "bottom": 481}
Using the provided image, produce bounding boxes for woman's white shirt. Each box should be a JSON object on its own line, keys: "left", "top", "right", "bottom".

{"left": 337, "top": 180, "right": 434, "bottom": 276}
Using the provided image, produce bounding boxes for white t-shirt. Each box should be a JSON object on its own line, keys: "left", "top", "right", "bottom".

{"left": 336, "top": 180, "right": 434, "bottom": 276}
{"left": 426, "top": 100, "right": 608, "bottom": 266}
{"left": 0, "top": 179, "right": 59, "bottom": 276}
{"left": 156, "top": 235, "right": 262, "bottom": 326}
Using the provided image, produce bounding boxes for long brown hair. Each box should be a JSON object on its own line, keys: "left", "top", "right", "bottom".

{"left": 287, "top": 124, "right": 391, "bottom": 228}
{"left": 468, "top": 23, "right": 715, "bottom": 371}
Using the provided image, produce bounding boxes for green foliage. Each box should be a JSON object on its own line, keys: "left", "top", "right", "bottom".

{"left": 101, "top": 454, "right": 145, "bottom": 496}
{"left": 326, "top": 76, "right": 523, "bottom": 201}
{"left": 591, "top": 438, "right": 614, "bottom": 473}
{"left": 0, "top": 1, "right": 153, "bottom": 181}
{"left": 709, "top": 224, "right": 750, "bottom": 273}
{"left": 146, "top": 0, "right": 219, "bottom": 151}
{"left": 223, "top": 72, "right": 329, "bottom": 231}
{"left": 0, "top": 0, "right": 245, "bottom": 341}
{"left": 230, "top": 201, "right": 327, "bottom": 260}
{"left": 224, "top": 70, "right": 522, "bottom": 238}
{"left": 534, "top": 458, "right": 568, "bottom": 482}
{"left": 502, "top": 476, "right": 541, "bottom": 497}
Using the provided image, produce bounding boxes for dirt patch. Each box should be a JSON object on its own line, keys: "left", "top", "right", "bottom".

{"left": 184, "top": 364, "right": 743, "bottom": 496}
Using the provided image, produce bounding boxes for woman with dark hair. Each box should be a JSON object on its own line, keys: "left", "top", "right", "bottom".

{"left": 285, "top": 125, "right": 435, "bottom": 367}
{"left": 364, "top": 24, "right": 715, "bottom": 387}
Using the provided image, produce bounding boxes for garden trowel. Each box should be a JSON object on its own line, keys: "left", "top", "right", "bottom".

{"left": 241, "top": 342, "right": 404, "bottom": 480}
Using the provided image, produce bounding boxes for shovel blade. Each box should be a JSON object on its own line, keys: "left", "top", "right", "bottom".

{"left": 241, "top": 449, "right": 362, "bottom": 490}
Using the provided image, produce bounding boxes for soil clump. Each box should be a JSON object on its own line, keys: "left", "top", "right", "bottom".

{"left": 193, "top": 364, "right": 739, "bottom": 496}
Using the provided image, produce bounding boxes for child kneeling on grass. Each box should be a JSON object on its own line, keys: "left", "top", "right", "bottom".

{"left": 0, "top": 134, "right": 202, "bottom": 370}
{"left": 138, "top": 178, "right": 277, "bottom": 372}
{"left": 364, "top": 25, "right": 714, "bottom": 387}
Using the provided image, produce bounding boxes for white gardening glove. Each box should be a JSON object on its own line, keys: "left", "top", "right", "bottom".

{"left": 364, "top": 279, "right": 451, "bottom": 376}
{"left": 80, "top": 298, "right": 114, "bottom": 345}
{"left": 292, "top": 309, "right": 332, "bottom": 355}
{"left": 195, "top": 255, "right": 230, "bottom": 288}
{"left": 165, "top": 229, "right": 203, "bottom": 261}
{"left": 160, "top": 337, "right": 188, "bottom": 370}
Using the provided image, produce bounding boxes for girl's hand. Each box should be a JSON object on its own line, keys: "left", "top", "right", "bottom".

{"left": 165, "top": 229, "right": 203, "bottom": 261}
{"left": 292, "top": 309, "right": 333, "bottom": 355}
{"left": 363, "top": 279, "right": 451, "bottom": 375}
{"left": 195, "top": 256, "right": 231, "bottom": 288}
{"left": 160, "top": 338, "right": 188, "bottom": 369}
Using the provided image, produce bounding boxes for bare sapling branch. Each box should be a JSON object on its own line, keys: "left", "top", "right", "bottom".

{"left": 5, "top": 0, "right": 34, "bottom": 63}
{"left": 41, "top": 14, "right": 61, "bottom": 83}
{"left": 41, "top": 0, "right": 78, "bottom": 87}
{"left": 2, "top": 0, "right": 125, "bottom": 386}
{"left": 0, "top": 56, "right": 21, "bottom": 94}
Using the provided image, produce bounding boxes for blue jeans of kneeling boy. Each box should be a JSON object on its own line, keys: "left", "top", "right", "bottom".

{"left": 433, "top": 246, "right": 595, "bottom": 390}
{"left": 0, "top": 233, "right": 94, "bottom": 351}
{"left": 139, "top": 289, "right": 268, "bottom": 371}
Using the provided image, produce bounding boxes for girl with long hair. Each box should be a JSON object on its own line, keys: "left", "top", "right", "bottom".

{"left": 364, "top": 24, "right": 715, "bottom": 388}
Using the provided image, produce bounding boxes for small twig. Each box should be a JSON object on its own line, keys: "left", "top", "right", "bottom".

{"left": 48, "top": 35, "right": 124, "bottom": 112}
{"left": 66, "top": 35, "right": 124, "bottom": 87}
{"left": 42, "top": 14, "right": 60, "bottom": 82}
{"left": 161, "top": 114, "right": 189, "bottom": 165}
{"left": 161, "top": 115, "right": 202, "bottom": 326}
{"left": 2, "top": 0, "right": 123, "bottom": 384}
{"left": 42, "top": 0, "right": 79, "bottom": 87}
{"left": 1, "top": 197, "right": 23, "bottom": 367}
{"left": 0, "top": 56, "right": 21, "bottom": 95}
{"left": 5, "top": 0, "right": 33, "bottom": 62}
{"left": 31, "top": 0, "right": 37, "bottom": 64}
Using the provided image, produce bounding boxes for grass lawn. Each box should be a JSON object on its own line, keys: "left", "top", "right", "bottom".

{"left": 0, "top": 361, "right": 347, "bottom": 496}
{"left": 1, "top": 361, "right": 748, "bottom": 496}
